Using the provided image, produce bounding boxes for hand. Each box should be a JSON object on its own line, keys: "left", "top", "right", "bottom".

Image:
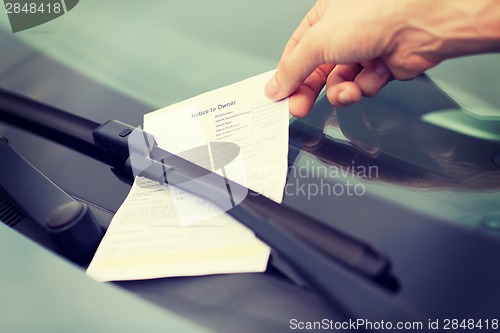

{"left": 265, "top": 0, "right": 500, "bottom": 117}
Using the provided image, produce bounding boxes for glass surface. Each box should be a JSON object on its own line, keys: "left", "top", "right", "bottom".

{"left": 1, "top": 0, "right": 312, "bottom": 108}
{"left": 287, "top": 78, "right": 500, "bottom": 233}
{"left": 2, "top": 0, "right": 500, "bottom": 326}
{"left": 2, "top": 0, "right": 498, "bottom": 231}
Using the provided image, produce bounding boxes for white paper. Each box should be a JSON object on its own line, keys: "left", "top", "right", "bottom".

{"left": 86, "top": 71, "right": 289, "bottom": 282}
{"left": 145, "top": 70, "right": 289, "bottom": 204}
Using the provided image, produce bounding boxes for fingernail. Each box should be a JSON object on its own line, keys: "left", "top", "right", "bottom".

{"left": 375, "top": 63, "right": 389, "bottom": 77}
{"left": 338, "top": 91, "right": 353, "bottom": 105}
{"left": 265, "top": 75, "right": 279, "bottom": 97}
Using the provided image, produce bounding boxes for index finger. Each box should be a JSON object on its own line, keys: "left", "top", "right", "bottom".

{"left": 266, "top": 2, "right": 329, "bottom": 100}
{"left": 279, "top": 1, "right": 324, "bottom": 62}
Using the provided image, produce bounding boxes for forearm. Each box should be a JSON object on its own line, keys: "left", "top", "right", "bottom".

{"left": 392, "top": 0, "right": 500, "bottom": 62}
{"left": 265, "top": 0, "right": 500, "bottom": 113}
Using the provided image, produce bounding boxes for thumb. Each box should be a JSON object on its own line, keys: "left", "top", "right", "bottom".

{"left": 265, "top": 25, "right": 328, "bottom": 101}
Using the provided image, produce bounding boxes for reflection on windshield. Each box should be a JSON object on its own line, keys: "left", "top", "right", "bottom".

{"left": 290, "top": 80, "right": 500, "bottom": 191}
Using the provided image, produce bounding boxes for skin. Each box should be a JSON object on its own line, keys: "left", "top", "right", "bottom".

{"left": 265, "top": 0, "right": 500, "bottom": 118}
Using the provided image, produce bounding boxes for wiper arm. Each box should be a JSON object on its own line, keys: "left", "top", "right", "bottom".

{"left": 2, "top": 88, "right": 427, "bottom": 323}
{"left": 94, "top": 119, "right": 390, "bottom": 280}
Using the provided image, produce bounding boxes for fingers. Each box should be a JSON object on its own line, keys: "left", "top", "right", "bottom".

{"left": 286, "top": 60, "right": 392, "bottom": 116}
{"left": 265, "top": 2, "right": 328, "bottom": 101}
{"left": 288, "top": 64, "right": 334, "bottom": 118}
{"left": 326, "top": 81, "right": 363, "bottom": 108}
{"left": 279, "top": 1, "right": 324, "bottom": 61}
{"left": 325, "top": 60, "right": 391, "bottom": 107}
{"left": 265, "top": 0, "right": 393, "bottom": 113}
{"left": 354, "top": 60, "right": 391, "bottom": 97}
{"left": 266, "top": 25, "right": 327, "bottom": 102}
{"left": 325, "top": 64, "right": 363, "bottom": 107}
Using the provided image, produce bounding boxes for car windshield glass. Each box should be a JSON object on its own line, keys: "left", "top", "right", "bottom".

{"left": 1, "top": 0, "right": 499, "bottom": 237}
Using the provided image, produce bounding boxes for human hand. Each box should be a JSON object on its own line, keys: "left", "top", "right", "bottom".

{"left": 265, "top": 0, "right": 500, "bottom": 117}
